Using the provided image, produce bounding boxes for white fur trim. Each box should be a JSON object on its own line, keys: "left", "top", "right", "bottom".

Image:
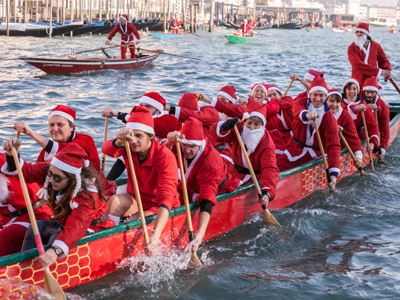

{"left": 180, "top": 139, "right": 205, "bottom": 146}
{"left": 252, "top": 84, "right": 268, "bottom": 96}
{"left": 304, "top": 72, "right": 314, "bottom": 82}
{"left": 126, "top": 122, "right": 155, "bottom": 135}
{"left": 268, "top": 86, "right": 282, "bottom": 94}
{"left": 184, "top": 141, "right": 206, "bottom": 180}
{"left": 1, "top": 159, "right": 24, "bottom": 176}
{"left": 249, "top": 111, "right": 266, "bottom": 125}
{"left": 299, "top": 110, "right": 312, "bottom": 124}
{"left": 328, "top": 167, "right": 341, "bottom": 175}
{"left": 210, "top": 96, "right": 218, "bottom": 107}
{"left": 363, "top": 86, "right": 379, "bottom": 93}
{"left": 378, "top": 69, "right": 383, "bottom": 79}
{"left": 51, "top": 157, "right": 82, "bottom": 175}
{"left": 220, "top": 154, "right": 234, "bottom": 165}
{"left": 354, "top": 150, "right": 363, "bottom": 161}
{"left": 174, "top": 106, "right": 181, "bottom": 119}
{"left": 52, "top": 239, "right": 69, "bottom": 256}
{"left": 139, "top": 96, "right": 164, "bottom": 113}
{"left": 217, "top": 91, "right": 237, "bottom": 104}
{"left": 308, "top": 86, "right": 328, "bottom": 96}
{"left": 380, "top": 148, "right": 386, "bottom": 155}
{"left": 43, "top": 140, "right": 59, "bottom": 161}
{"left": 328, "top": 91, "right": 342, "bottom": 98}
{"left": 354, "top": 27, "right": 370, "bottom": 37}
{"left": 49, "top": 111, "right": 75, "bottom": 123}
{"left": 216, "top": 121, "right": 230, "bottom": 137}
{"left": 342, "top": 79, "right": 360, "bottom": 93}
{"left": 70, "top": 200, "right": 79, "bottom": 209}
{"left": 0, "top": 174, "right": 9, "bottom": 204}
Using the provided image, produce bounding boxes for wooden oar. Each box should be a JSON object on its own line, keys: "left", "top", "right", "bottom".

{"left": 175, "top": 141, "right": 202, "bottom": 267}
{"left": 283, "top": 79, "right": 295, "bottom": 97}
{"left": 73, "top": 44, "right": 119, "bottom": 55}
{"left": 389, "top": 78, "right": 400, "bottom": 94}
{"left": 138, "top": 47, "right": 201, "bottom": 61}
{"left": 101, "top": 117, "right": 109, "bottom": 174}
{"left": 312, "top": 119, "right": 334, "bottom": 190}
{"left": 338, "top": 129, "right": 365, "bottom": 175}
{"left": 11, "top": 147, "right": 66, "bottom": 300}
{"left": 233, "top": 125, "right": 281, "bottom": 226}
{"left": 124, "top": 141, "right": 150, "bottom": 245}
{"left": 361, "top": 110, "right": 375, "bottom": 172}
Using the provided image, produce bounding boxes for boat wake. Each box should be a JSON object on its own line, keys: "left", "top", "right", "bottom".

{"left": 0, "top": 278, "right": 53, "bottom": 300}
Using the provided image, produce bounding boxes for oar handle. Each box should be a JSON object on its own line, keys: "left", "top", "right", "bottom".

{"left": 339, "top": 130, "right": 364, "bottom": 174}
{"left": 389, "top": 78, "right": 400, "bottom": 94}
{"left": 11, "top": 148, "right": 45, "bottom": 255}
{"left": 124, "top": 141, "right": 150, "bottom": 245}
{"left": 101, "top": 117, "right": 109, "bottom": 173}
{"left": 283, "top": 79, "right": 294, "bottom": 97}
{"left": 176, "top": 141, "right": 195, "bottom": 233}
{"left": 361, "top": 110, "right": 375, "bottom": 171}
{"left": 312, "top": 119, "right": 331, "bottom": 184}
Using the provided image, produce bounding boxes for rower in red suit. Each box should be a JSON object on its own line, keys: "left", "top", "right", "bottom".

{"left": 326, "top": 88, "right": 363, "bottom": 168}
{"left": 212, "top": 104, "right": 279, "bottom": 208}
{"left": 240, "top": 19, "right": 251, "bottom": 37}
{"left": 362, "top": 77, "right": 390, "bottom": 162}
{"left": 106, "top": 15, "right": 141, "bottom": 59}
{"left": 248, "top": 17, "right": 256, "bottom": 32}
{"left": 0, "top": 153, "right": 53, "bottom": 256}
{"left": 275, "top": 76, "right": 341, "bottom": 190}
{"left": 290, "top": 69, "right": 325, "bottom": 103}
{"left": 347, "top": 22, "right": 392, "bottom": 85}
{"left": 165, "top": 118, "right": 239, "bottom": 251}
{"left": 341, "top": 78, "right": 380, "bottom": 153}
{"left": 170, "top": 17, "right": 181, "bottom": 34}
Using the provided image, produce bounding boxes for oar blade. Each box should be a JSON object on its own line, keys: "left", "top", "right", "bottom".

{"left": 43, "top": 268, "right": 66, "bottom": 300}
{"left": 190, "top": 251, "right": 203, "bottom": 268}
{"left": 262, "top": 208, "right": 279, "bottom": 226}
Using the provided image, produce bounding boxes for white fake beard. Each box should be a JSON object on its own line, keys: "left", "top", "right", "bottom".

{"left": 219, "top": 112, "right": 230, "bottom": 121}
{"left": 0, "top": 174, "right": 10, "bottom": 205}
{"left": 241, "top": 127, "right": 265, "bottom": 153}
{"left": 354, "top": 35, "right": 367, "bottom": 49}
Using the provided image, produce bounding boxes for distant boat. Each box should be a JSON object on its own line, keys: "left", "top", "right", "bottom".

{"left": 332, "top": 27, "right": 345, "bottom": 33}
{"left": 226, "top": 34, "right": 251, "bottom": 44}
{"left": 369, "top": 18, "right": 397, "bottom": 27}
{"left": 150, "top": 31, "right": 185, "bottom": 39}
{"left": 0, "top": 21, "right": 83, "bottom": 37}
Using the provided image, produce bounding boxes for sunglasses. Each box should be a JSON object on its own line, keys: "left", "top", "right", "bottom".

{"left": 47, "top": 170, "right": 69, "bottom": 183}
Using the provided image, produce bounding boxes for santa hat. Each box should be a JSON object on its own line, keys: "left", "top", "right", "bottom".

{"left": 355, "top": 22, "right": 370, "bottom": 37}
{"left": 342, "top": 78, "right": 360, "bottom": 93}
{"left": 218, "top": 85, "right": 238, "bottom": 104}
{"left": 267, "top": 84, "right": 282, "bottom": 95}
{"left": 38, "top": 144, "right": 90, "bottom": 201}
{"left": 327, "top": 88, "right": 342, "bottom": 100}
{"left": 49, "top": 105, "right": 76, "bottom": 124}
{"left": 244, "top": 100, "right": 267, "bottom": 125}
{"left": 126, "top": 106, "right": 155, "bottom": 135}
{"left": 180, "top": 117, "right": 205, "bottom": 146}
{"left": 119, "top": 15, "right": 128, "bottom": 22}
{"left": 139, "top": 92, "right": 166, "bottom": 113}
{"left": 178, "top": 92, "right": 198, "bottom": 111}
{"left": 250, "top": 83, "right": 268, "bottom": 97}
{"left": 362, "top": 76, "right": 381, "bottom": 93}
{"left": 304, "top": 69, "right": 324, "bottom": 82}
{"left": 308, "top": 76, "right": 328, "bottom": 96}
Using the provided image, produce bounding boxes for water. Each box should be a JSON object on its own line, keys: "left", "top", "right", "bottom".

{"left": 1, "top": 28, "right": 400, "bottom": 299}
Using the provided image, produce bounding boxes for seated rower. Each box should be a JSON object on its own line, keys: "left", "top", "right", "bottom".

{"left": 362, "top": 77, "right": 390, "bottom": 162}
{"left": 240, "top": 19, "right": 251, "bottom": 37}
{"left": 213, "top": 105, "right": 279, "bottom": 208}
{"left": 342, "top": 78, "right": 380, "bottom": 153}
{"left": 275, "top": 76, "right": 341, "bottom": 190}
{"left": 1, "top": 143, "right": 107, "bottom": 265}
{"left": 14, "top": 105, "right": 100, "bottom": 171}
{"left": 0, "top": 153, "right": 52, "bottom": 256}
{"left": 102, "top": 92, "right": 180, "bottom": 180}
{"left": 102, "top": 106, "right": 180, "bottom": 253}
{"left": 327, "top": 88, "right": 363, "bottom": 168}
{"left": 165, "top": 118, "right": 239, "bottom": 251}
{"left": 170, "top": 17, "right": 181, "bottom": 34}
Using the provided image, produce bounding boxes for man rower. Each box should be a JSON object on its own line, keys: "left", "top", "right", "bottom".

{"left": 170, "top": 17, "right": 181, "bottom": 34}
{"left": 347, "top": 22, "right": 392, "bottom": 85}
{"left": 240, "top": 19, "right": 251, "bottom": 37}
{"left": 106, "top": 15, "right": 141, "bottom": 59}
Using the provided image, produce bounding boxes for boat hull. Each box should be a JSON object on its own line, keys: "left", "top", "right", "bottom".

{"left": 22, "top": 53, "right": 160, "bottom": 74}
{"left": 226, "top": 35, "right": 249, "bottom": 44}
{"left": 150, "top": 31, "right": 185, "bottom": 39}
{"left": 0, "top": 112, "right": 399, "bottom": 291}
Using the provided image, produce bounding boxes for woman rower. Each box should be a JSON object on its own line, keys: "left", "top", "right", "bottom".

{"left": 1, "top": 142, "right": 107, "bottom": 266}
{"left": 14, "top": 105, "right": 101, "bottom": 171}
{"left": 102, "top": 106, "right": 180, "bottom": 253}
{"left": 327, "top": 88, "right": 363, "bottom": 168}
{"left": 341, "top": 79, "right": 380, "bottom": 153}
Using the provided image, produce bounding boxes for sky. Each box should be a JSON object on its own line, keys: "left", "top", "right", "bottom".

{"left": 361, "top": 0, "right": 397, "bottom": 6}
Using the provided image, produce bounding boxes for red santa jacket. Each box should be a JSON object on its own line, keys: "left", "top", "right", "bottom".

{"left": 154, "top": 114, "right": 181, "bottom": 139}
{"left": 36, "top": 132, "right": 100, "bottom": 171}
{"left": 277, "top": 99, "right": 341, "bottom": 174}
{"left": 108, "top": 22, "right": 140, "bottom": 43}
{"left": 0, "top": 154, "right": 52, "bottom": 229}
{"left": 342, "top": 99, "right": 380, "bottom": 148}
{"left": 179, "top": 140, "right": 239, "bottom": 206}
{"left": 102, "top": 139, "right": 180, "bottom": 213}
{"left": 369, "top": 97, "right": 390, "bottom": 152}
{"left": 8, "top": 160, "right": 106, "bottom": 255}
{"left": 213, "top": 123, "right": 279, "bottom": 198}
{"left": 347, "top": 40, "right": 391, "bottom": 85}
{"left": 241, "top": 23, "right": 250, "bottom": 34}
{"left": 277, "top": 96, "right": 294, "bottom": 131}
{"left": 170, "top": 19, "right": 181, "bottom": 29}
{"left": 294, "top": 90, "right": 308, "bottom": 104}
{"left": 210, "top": 97, "right": 247, "bottom": 119}
{"left": 335, "top": 106, "right": 363, "bottom": 160}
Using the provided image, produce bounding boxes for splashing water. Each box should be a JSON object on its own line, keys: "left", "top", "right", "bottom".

{"left": 0, "top": 278, "right": 53, "bottom": 300}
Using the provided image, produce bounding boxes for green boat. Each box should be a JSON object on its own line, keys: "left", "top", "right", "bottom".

{"left": 226, "top": 34, "right": 250, "bottom": 44}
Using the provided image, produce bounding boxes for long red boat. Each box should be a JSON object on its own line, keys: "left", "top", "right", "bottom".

{"left": 21, "top": 50, "right": 162, "bottom": 75}
{"left": 0, "top": 105, "right": 399, "bottom": 291}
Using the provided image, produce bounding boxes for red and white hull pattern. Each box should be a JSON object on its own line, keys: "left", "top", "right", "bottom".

{"left": 22, "top": 52, "right": 161, "bottom": 74}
